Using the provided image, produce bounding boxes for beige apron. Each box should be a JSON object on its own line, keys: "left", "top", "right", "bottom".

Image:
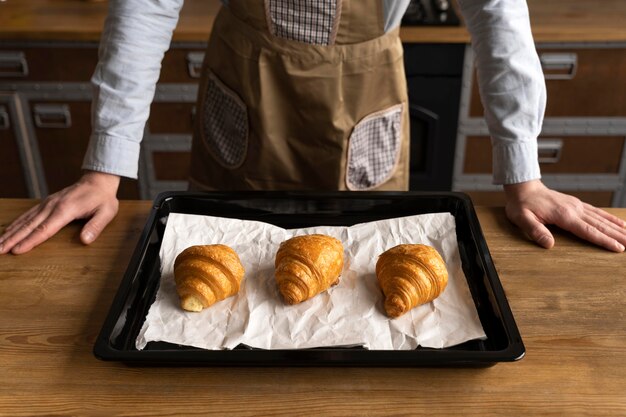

{"left": 189, "top": 0, "right": 410, "bottom": 191}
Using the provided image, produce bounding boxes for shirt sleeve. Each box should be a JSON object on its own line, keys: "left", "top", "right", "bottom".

{"left": 82, "top": 0, "right": 185, "bottom": 179}
{"left": 382, "top": 0, "right": 411, "bottom": 32}
{"left": 458, "top": 0, "right": 546, "bottom": 185}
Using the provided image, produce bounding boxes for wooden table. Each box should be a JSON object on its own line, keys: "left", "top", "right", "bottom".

{"left": 0, "top": 199, "right": 625, "bottom": 416}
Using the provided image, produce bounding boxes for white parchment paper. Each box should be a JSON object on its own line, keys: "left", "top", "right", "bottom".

{"left": 136, "top": 212, "right": 486, "bottom": 350}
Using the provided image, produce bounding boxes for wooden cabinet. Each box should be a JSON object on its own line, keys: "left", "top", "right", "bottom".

{"left": 26, "top": 99, "right": 138, "bottom": 199}
{"left": 158, "top": 48, "right": 206, "bottom": 83}
{"left": 0, "top": 47, "right": 99, "bottom": 82}
{"left": 31, "top": 100, "right": 92, "bottom": 193}
{"left": 0, "top": 41, "right": 205, "bottom": 200}
{"left": 0, "top": 43, "right": 141, "bottom": 199}
{"left": 139, "top": 43, "right": 205, "bottom": 199}
{"left": 454, "top": 44, "right": 626, "bottom": 207}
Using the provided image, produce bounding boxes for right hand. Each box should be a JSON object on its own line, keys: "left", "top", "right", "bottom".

{"left": 0, "top": 171, "right": 120, "bottom": 255}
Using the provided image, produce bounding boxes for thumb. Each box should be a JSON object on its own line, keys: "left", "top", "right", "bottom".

{"left": 509, "top": 209, "right": 555, "bottom": 249}
{"left": 80, "top": 207, "right": 117, "bottom": 245}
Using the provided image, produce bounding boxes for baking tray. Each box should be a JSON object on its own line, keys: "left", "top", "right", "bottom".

{"left": 94, "top": 191, "right": 524, "bottom": 367}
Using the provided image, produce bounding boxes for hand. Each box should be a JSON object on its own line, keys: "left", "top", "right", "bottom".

{"left": 503, "top": 179, "right": 626, "bottom": 253}
{"left": 0, "top": 171, "right": 121, "bottom": 255}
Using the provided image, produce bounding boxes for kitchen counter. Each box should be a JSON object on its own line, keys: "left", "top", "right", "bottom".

{"left": 1, "top": 0, "right": 626, "bottom": 43}
{"left": 0, "top": 198, "right": 625, "bottom": 415}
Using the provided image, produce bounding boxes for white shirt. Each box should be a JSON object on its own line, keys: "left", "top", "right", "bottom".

{"left": 83, "top": 0, "right": 544, "bottom": 186}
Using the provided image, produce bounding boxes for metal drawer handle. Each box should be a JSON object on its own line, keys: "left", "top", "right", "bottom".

{"left": 0, "top": 51, "right": 29, "bottom": 78}
{"left": 33, "top": 104, "right": 72, "bottom": 128}
{"left": 538, "top": 138, "right": 563, "bottom": 163}
{"left": 0, "top": 106, "right": 9, "bottom": 130}
{"left": 186, "top": 52, "right": 205, "bottom": 79}
{"left": 540, "top": 52, "right": 577, "bottom": 80}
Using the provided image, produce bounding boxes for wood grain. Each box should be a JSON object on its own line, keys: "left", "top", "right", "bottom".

{"left": 1, "top": 0, "right": 626, "bottom": 43}
{"left": 0, "top": 199, "right": 625, "bottom": 416}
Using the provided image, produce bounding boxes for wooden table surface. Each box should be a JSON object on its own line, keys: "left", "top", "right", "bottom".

{"left": 0, "top": 199, "right": 625, "bottom": 416}
{"left": 1, "top": 0, "right": 626, "bottom": 43}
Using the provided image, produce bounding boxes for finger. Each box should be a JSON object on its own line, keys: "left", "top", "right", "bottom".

{"left": 582, "top": 211, "right": 626, "bottom": 240}
{"left": 583, "top": 203, "right": 626, "bottom": 228}
{"left": 0, "top": 203, "right": 42, "bottom": 241}
{"left": 10, "top": 206, "right": 76, "bottom": 255}
{"left": 80, "top": 205, "right": 118, "bottom": 245}
{"left": 581, "top": 212, "right": 626, "bottom": 249}
{"left": 0, "top": 206, "right": 53, "bottom": 254}
{"left": 509, "top": 208, "right": 555, "bottom": 249}
{"left": 560, "top": 217, "right": 624, "bottom": 253}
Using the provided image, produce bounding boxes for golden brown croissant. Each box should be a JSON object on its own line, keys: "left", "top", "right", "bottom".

{"left": 274, "top": 234, "right": 344, "bottom": 304}
{"left": 173, "top": 244, "right": 245, "bottom": 312}
{"left": 376, "top": 244, "right": 448, "bottom": 318}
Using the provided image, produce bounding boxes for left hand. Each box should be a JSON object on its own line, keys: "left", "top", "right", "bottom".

{"left": 503, "top": 179, "right": 626, "bottom": 252}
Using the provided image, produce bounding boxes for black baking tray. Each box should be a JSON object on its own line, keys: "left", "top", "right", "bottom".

{"left": 94, "top": 191, "right": 525, "bottom": 367}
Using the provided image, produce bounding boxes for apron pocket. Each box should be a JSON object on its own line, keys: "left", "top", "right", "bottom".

{"left": 346, "top": 104, "right": 403, "bottom": 190}
{"left": 200, "top": 71, "right": 249, "bottom": 168}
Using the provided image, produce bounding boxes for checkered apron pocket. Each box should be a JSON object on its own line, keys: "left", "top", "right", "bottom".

{"left": 265, "top": 0, "right": 342, "bottom": 45}
{"left": 346, "top": 104, "right": 403, "bottom": 190}
{"left": 201, "top": 72, "right": 249, "bottom": 168}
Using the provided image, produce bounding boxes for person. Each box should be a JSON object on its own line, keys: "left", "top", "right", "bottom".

{"left": 1, "top": 0, "right": 625, "bottom": 255}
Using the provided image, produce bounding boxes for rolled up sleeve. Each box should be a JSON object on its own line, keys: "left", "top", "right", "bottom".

{"left": 458, "top": 0, "right": 546, "bottom": 185}
{"left": 82, "top": 0, "right": 184, "bottom": 179}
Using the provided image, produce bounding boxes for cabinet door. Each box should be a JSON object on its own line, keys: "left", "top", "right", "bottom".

{"left": 0, "top": 46, "right": 99, "bottom": 82}
{"left": 30, "top": 100, "right": 140, "bottom": 199}
{"left": 0, "top": 97, "right": 29, "bottom": 197}
{"left": 152, "top": 151, "right": 191, "bottom": 182}
{"left": 141, "top": 44, "right": 202, "bottom": 197}
{"left": 469, "top": 48, "right": 626, "bottom": 118}
{"left": 463, "top": 135, "right": 625, "bottom": 175}
{"left": 149, "top": 102, "right": 196, "bottom": 135}
{"left": 148, "top": 101, "right": 194, "bottom": 183}
{"left": 159, "top": 47, "right": 206, "bottom": 83}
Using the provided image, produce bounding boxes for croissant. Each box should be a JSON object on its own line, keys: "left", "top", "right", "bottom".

{"left": 173, "top": 244, "right": 245, "bottom": 312}
{"left": 376, "top": 244, "right": 448, "bottom": 318}
{"left": 274, "top": 234, "right": 344, "bottom": 304}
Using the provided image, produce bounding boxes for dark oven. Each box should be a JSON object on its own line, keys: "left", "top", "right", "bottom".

{"left": 401, "top": 1, "right": 464, "bottom": 191}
